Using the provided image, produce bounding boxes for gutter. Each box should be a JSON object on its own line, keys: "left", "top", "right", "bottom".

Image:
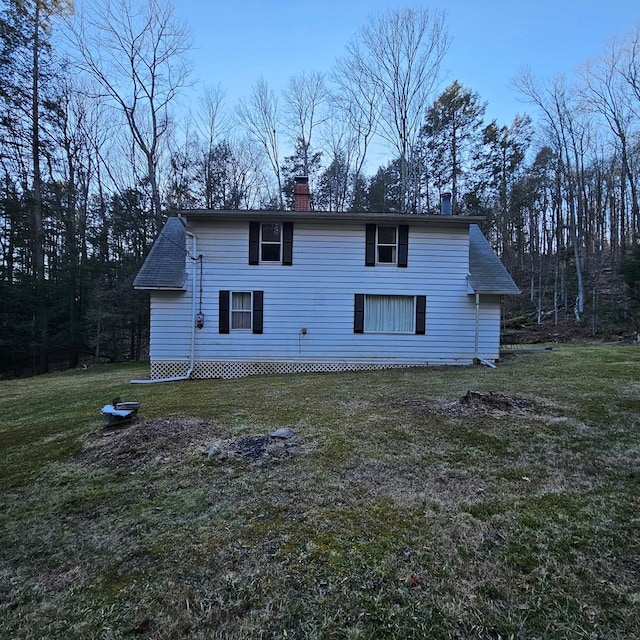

{"left": 131, "top": 225, "right": 198, "bottom": 384}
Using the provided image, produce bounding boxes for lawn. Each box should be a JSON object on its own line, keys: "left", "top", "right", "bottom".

{"left": 0, "top": 346, "right": 638, "bottom": 639}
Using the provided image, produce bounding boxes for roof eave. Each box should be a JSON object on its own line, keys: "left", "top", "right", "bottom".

{"left": 133, "top": 285, "right": 187, "bottom": 292}
{"left": 177, "top": 209, "right": 485, "bottom": 225}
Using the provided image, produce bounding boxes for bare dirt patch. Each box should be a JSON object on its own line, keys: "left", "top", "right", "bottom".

{"left": 391, "top": 390, "right": 531, "bottom": 417}
{"left": 75, "top": 417, "right": 311, "bottom": 470}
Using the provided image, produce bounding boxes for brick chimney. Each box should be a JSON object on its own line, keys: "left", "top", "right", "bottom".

{"left": 294, "top": 176, "right": 310, "bottom": 211}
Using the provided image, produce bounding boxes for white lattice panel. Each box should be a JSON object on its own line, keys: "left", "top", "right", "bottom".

{"left": 150, "top": 360, "right": 414, "bottom": 380}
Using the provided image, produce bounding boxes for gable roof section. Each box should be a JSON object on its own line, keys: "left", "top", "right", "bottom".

{"left": 468, "top": 224, "right": 520, "bottom": 295}
{"left": 133, "top": 217, "right": 187, "bottom": 290}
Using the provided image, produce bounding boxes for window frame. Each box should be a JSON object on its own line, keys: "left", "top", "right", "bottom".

{"left": 259, "top": 222, "right": 282, "bottom": 263}
{"left": 376, "top": 225, "right": 398, "bottom": 265}
{"left": 365, "top": 224, "right": 408, "bottom": 267}
{"left": 219, "top": 290, "right": 264, "bottom": 334}
{"left": 364, "top": 294, "right": 415, "bottom": 334}
{"left": 230, "top": 291, "right": 253, "bottom": 331}
{"left": 249, "top": 221, "right": 293, "bottom": 265}
{"left": 354, "top": 293, "right": 426, "bottom": 335}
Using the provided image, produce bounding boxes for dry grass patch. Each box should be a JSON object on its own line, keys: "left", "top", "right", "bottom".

{"left": 0, "top": 347, "right": 639, "bottom": 639}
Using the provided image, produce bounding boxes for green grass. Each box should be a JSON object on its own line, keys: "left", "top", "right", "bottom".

{"left": 1, "top": 345, "right": 639, "bottom": 639}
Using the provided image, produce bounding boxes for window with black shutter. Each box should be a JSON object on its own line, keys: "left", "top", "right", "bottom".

{"left": 365, "top": 224, "right": 409, "bottom": 266}
{"left": 249, "top": 222, "right": 293, "bottom": 265}
{"left": 354, "top": 294, "right": 426, "bottom": 334}
{"left": 219, "top": 290, "right": 264, "bottom": 334}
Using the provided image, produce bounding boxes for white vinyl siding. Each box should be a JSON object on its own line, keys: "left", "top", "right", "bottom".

{"left": 148, "top": 219, "right": 503, "bottom": 369}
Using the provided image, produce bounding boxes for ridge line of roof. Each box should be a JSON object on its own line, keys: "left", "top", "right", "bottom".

{"left": 173, "top": 210, "right": 485, "bottom": 223}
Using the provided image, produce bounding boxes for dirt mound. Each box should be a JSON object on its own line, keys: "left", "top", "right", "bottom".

{"left": 75, "top": 417, "right": 226, "bottom": 469}
{"left": 391, "top": 391, "right": 528, "bottom": 416}
{"left": 458, "top": 390, "right": 527, "bottom": 413}
{"left": 75, "top": 418, "right": 310, "bottom": 470}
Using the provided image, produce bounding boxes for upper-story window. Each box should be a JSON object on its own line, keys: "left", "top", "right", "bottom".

{"left": 249, "top": 221, "right": 293, "bottom": 265}
{"left": 376, "top": 225, "right": 397, "bottom": 264}
{"left": 260, "top": 223, "right": 282, "bottom": 262}
{"left": 365, "top": 224, "right": 409, "bottom": 267}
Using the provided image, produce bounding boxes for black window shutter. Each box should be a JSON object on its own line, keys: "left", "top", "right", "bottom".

{"left": 252, "top": 290, "right": 264, "bottom": 334}
{"left": 249, "top": 221, "right": 260, "bottom": 265}
{"left": 219, "top": 290, "right": 230, "bottom": 334}
{"left": 365, "top": 224, "right": 376, "bottom": 266}
{"left": 354, "top": 294, "right": 365, "bottom": 333}
{"left": 415, "top": 295, "right": 426, "bottom": 335}
{"left": 398, "top": 225, "right": 409, "bottom": 267}
{"left": 283, "top": 221, "right": 293, "bottom": 265}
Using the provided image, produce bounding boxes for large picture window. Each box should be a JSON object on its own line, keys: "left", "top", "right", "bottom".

{"left": 354, "top": 293, "right": 426, "bottom": 334}
{"left": 365, "top": 295, "right": 414, "bottom": 333}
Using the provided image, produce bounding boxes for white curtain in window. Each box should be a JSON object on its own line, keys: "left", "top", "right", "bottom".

{"left": 365, "top": 295, "right": 413, "bottom": 332}
{"left": 231, "top": 292, "right": 252, "bottom": 329}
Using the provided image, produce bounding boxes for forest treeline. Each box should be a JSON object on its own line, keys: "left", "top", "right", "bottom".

{"left": 1, "top": 0, "right": 640, "bottom": 377}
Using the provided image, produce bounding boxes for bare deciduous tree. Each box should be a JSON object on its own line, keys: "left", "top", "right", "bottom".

{"left": 236, "top": 78, "right": 284, "bottom": 208}
{"left": 336, "top": 7, "right": 449, "bottom": 211}
{"left": 579, "top": 37, "right": 640, "bottom": 244}
{"left": 515, "top": 71, "right": 588, "bottom": 321}
{"left": 70, "top": 0, "right": 191, "bottom": 228}
{"left": 282, "top": 70, "right": 327, "bottom": 177}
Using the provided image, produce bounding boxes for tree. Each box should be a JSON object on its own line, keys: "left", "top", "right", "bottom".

{"left": 421, "top": 81, "right": 486, "bottom": 213}
{"left": 621, "top": 244, "right": 640, "bottom": 328}
{"left": 481, "top": 115, "right": 533, "bottom": 260}
{"left": 0, "top": 0, "right": 72, "bottom": 373}
{"left": 579, "top": 37, "right": 640, "bottom": 246}
{"left": 515, "top": 72, "right": 588, "bottom": 321}
{"left": 367, "top": 160, "right": 402, "bottom": 213}
{"left": 237, "top": 78, "right": 284, "bottom": 209}
{"left": 70, "top": 0, "right": 191, "bottom": 229}
{"left": 282, "top": 71, "right": 327, "bottom": 177}
{"left": 336, "top": 7, "right": 449, "bottom": 211}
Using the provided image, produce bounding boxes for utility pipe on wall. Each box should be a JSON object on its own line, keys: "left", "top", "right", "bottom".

{"left": 474, "top": 292, "right": 480, "bottom": 359}
{"left": 474, "top": 292, "right": 496, "bottom": 368}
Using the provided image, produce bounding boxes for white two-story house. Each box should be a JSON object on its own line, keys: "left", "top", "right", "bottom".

{"left": 134, "top": 180, "right": 519, "bottom": 380}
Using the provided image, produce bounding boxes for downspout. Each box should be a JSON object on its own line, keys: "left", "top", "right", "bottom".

{"left": 474, "top": 292, "right": 480, "bottom": 359}
{"left": 131, "top": 226, "right": 199, "bottom": 384}
{"left": 474, "top": 291, "right": 496, "bottom": 369}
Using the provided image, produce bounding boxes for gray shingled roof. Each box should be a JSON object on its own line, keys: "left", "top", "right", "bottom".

{"left": 468, "top": 224, "right": 520, "bottom": 295}
{"left": 133, "top": 217, "right": 187, "bottom": 290}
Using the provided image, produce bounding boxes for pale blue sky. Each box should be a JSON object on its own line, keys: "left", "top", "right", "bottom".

{"left": 174, "top": 0, "right": 640, "bottom": 126}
